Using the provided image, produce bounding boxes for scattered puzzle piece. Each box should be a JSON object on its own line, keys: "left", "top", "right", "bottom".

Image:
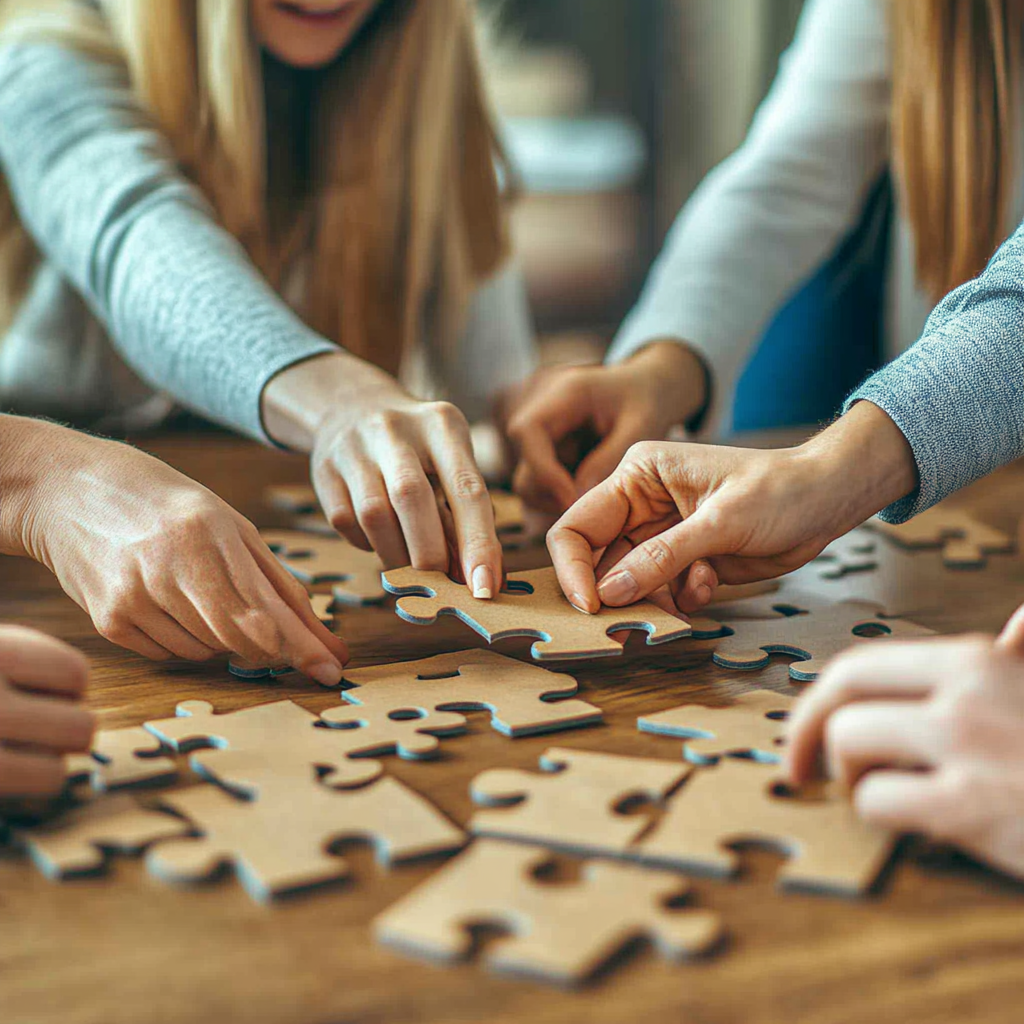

{"left": 867, "top": 505, "right": 1014, "bottom": 569}
{"left": 638, "top": 690, "right": 794, "bottom": 765}
{"left": 384, "top": 566, "right": 691, "bottom": 661}
{"left": 16, "top": 793, "right": 192, "bottom": 879}
{"left": 636, "top": 760, "right": 895, "bottom": 896}
{"left": 330, "top": 649, "right": 601, "bottom": 739}
{"left": 66, "top": 726, "right": 178, "bottom": 792}
{"left": 144, "top": 699, "right": 383, "bottom": 793}
{"left": 259, "top": 530, "right": 386, "bottom": 605}
{"left": 470, "top": 747, "right": 688, "bottom": 857}
{"left": 705, "top": 592, "right": 934, "bottom": 681}
{"left": 813, "top": 531, "right": 878, "bottom": 580}
{"left": 375, "top": 839, "right": 722, "bottom": 985}
{"left": 265, "top": 483, "right": 320, "bottom": 514}
{"left": 226, "top": 659, "right": 294, "bottom": 681}
{"left": 148, "top": 773, "right": 464, "bottom": 902}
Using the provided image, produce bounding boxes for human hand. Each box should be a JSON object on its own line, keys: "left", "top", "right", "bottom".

{"left": 263, "top": 353, "right": 502, "bottom": 598}
{"left": 507, "top": 342, "right": 708, "bottom": 515}
{"left": 785, "top": 635, "right": 1024, "bottom": 881}
{"left": 3, "top": 419, "right": 347, "bottom": 684}
{"left": 0, "top": 625, "right": 94, "bottom": 797}
{"left": 547, "top": 401, "right": 918, "bottom": 614}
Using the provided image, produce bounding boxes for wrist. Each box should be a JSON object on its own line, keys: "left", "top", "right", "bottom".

{"left": 261, "top": 351, "right": 404, "bottom": 450}
{"left": 623, "top": 340, "right": 710, "bottom": 428}
{"left": 793, "top": 401, "right": 919, "bottom": 536}
{"left": 0, "top": 416, "right": 59, "bottom": 560}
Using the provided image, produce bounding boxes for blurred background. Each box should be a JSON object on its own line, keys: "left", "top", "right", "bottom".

{"left": 480, "top": 0, "right": 886, "bottom": 433}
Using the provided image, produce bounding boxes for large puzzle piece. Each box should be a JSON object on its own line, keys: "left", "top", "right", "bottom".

{"left": 375, "top": 839, "right": 722, "bottom": 985}
{"left": 470, "top": 747, "right": 688, "bottom": 857}
{"left": 638, "top": 689, "right": 795, "bottom": 765}
{"left": 16, "top": 793, "right": 192, "bottom": 879}
{"left": 384, "top": 566, "right": 691, "bottom": 661}
{"left": 259, "top": 529, "right": 386, "bottom": 605}
{"left": 66, "top": 726, "right": 178, "bottom": 792}
{"left": 148, "top": 774, "right": 464, "bottom": 902}
{"left": 636, "top": 760, "right": 896, "bottom": 896}
{"left": 813, "top": 531, "right": 878, "bottom": 580}
{"left": 706, "top": 592, "right": 934, "bottom": 681}
{"left": 867, "top": 505, "right": 1014, "bottom": 568}
{"left": 330, "top": 649, "right": 601, "bottom": 739}
{"left": 144, "top": 699, "right": 385, "bottom": 793}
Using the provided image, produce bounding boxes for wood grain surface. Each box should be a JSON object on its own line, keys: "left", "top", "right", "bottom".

{"left": 2, "top": 429, "right": 1023, "bottom": 1024}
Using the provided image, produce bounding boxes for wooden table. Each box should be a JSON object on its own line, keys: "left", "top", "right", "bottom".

{"left": 2, "top": 431, "right": 1023, "bottom": 1024}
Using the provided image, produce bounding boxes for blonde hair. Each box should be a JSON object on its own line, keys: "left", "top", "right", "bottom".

{"left": 892, "top": 0, "right": 1024, "bottom": 300}
{"left": 0, "top": 0, "right": 510, "bottom": 376}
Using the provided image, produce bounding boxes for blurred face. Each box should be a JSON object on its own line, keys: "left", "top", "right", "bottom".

{"left": 251, "top": 0, "right": 381, "bottom": 69}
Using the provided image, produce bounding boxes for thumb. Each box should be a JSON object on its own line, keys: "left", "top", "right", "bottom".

{"left": 574, "top": 417, "right": 649, "bottom": 496}
{"left": 998, "top": 603, "right": 1024, "bottom": 655}
{"left": 595, "top": 510, "right": 722, "bottom": 607}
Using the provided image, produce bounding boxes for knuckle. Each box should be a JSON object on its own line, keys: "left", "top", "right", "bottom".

{"left": 428, "top": 401, "right": 466, "bottom": 431}
{"left": 447, "top": 469, "right": 487, "bottom": 503}
{"left": 358, "top": 496, "right": 393, "bottom": 531}
{"left": 234, "top": 608, "right": 283, "bottom": 657}
{"left": 640, "top": 535, "right": 677, "bottom": 571}
{"left": 390, "top": 471, "right": 429, "bottom": 509}
{"left": 94, "top": 610, "right": 132, "bottom": 645}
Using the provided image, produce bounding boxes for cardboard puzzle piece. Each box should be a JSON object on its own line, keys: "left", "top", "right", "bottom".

{"left": 384, "top": 566, "right": 691, "bottom": 661}
{"left": 867, "top": 505, "right": 1014, "bottom": 569}
{"left": 705, "top": 592, "right": 934, "bottom": 681}
{"left": 66, "top": 726, "right": 178, "bottom": 792}
{"left": 470, "top": 747, "right": 688, "bottom": 857}
{"left": 331, "top": 649, "right": 602, "bottom": 739}
{"left": 636, "top": 760, "right": 896, "bottom": 896}
{"left": 375, "top": 838, "right": 722, "bottom": 985}
{"left": 144, "top": 699, "right": 383, "bottom": 794}
{"left": 16, "top": 793, "right": 192, "bottom": 879}
{"left": 259, "top": 529, "right": 386, "bottom": 605}
{"left": 266, "top": 484, "right": 319, "bottom": 514}
{"left": 148, "top": 774, "right": 464, "bottom": 902}
{"left": 813, "top": 531, "right": 878, "bottom": 580}
{"left": 638, "top": 690, "right": 795, "bottom": 765}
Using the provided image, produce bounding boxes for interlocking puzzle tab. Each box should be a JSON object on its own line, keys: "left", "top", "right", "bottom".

{"left": 16, "top": 793, "right": 192, "bottom": 879}
{"left": 329, "top": 649, "right": 602, "bottom": 739}
{"left": 638, "top": 689, "right": 795, "bottom": 765}
{"left": 384, "top": 566, "right": 691, "bottom": 661}
{"left": 375, "top": 839, "right": 723, "bottom": 985}
{"left": 144, "top": 699, "right": 383, "bottom": 793}
{"left": 66, "top": 726, "right": 178, "bottom": 792}
{"left": 259, "top": 529, "right": 386, "bottom": 605}
{"left": 148, "top": 773, "right": 465, "bottom": 902}
{"left": 867, "top": 505, "right": 1014, "bottom": 569}
{"left": 706, "top": 591, "right": 934, "bottom": 681}
{"left": 636, "top": 760, "right": 896, "bottom": 896}
{"left": 469, "top": 747, "right": 688, "bottom": 857}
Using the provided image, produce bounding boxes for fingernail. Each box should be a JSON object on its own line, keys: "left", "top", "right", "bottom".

{"left": 570, "top": 592, "right": 596, "bottom": 615}
{"left": 309, "top": 661, "right": 343, "bottom": 687}
{"left": 597, "top": 570, "right": 638, "bottom": 605}
{"left": 472, "top": 565, "right": 494, "bottom": 600}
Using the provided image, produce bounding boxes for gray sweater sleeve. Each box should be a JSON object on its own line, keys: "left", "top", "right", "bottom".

{"left": 845, "top": 221, "right": 1024, "bottom": 522}
{"left": 0, "top": 41, "right": 337, "bottom": 443}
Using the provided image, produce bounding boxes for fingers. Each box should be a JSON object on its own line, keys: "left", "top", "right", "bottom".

{"left": 784, "top": 641, "right": 951, "bottom": 784}
{"left": 0, "top": 747, "right": 69, "bottom": 798}
{"left": 0, "top": 626, "right": 89, "bottom": 697}
{"left": 670, "top": 559, "right": 719, "bottom": 614}
{"left": 823, "top": 701, "right": 940, "bottom": 790}
{"left": 997, "top": 602, "right": 1024, "bottom": 655}
{"left": 511, "top": 423, "right": 578, "bottom": 514}
{"left": 573, "top": 415, "right": 649, "bottom": 496}
{"left": 127, "top": 611, "right": 221, "bottom": 663}
{"left": 428, "top": 417, "right": 503, "bottom": 600}
{"left": 852, "top": 769, "right": 952, "bottom": 834}
{"left": 343, "top": 455, "right": 410, "bottom": 569}
{"left": 0, "top": 682, "right": 95, "bottom": 753}
{"left": 312, "top": 467, "right": 372, "bottom": 552}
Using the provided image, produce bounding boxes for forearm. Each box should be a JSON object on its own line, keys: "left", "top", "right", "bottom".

{"left": 0, "top": 415, "right": 60, "bottom": 559}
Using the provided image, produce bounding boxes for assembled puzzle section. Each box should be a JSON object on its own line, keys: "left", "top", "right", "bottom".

{"left": 16, "top": 793, "right": 192, "bottom": 879}
{"left": 470, "top": 747, "right": 688, "bottom": 857}
{"left": 705, "top": 591, "right": 934, "bottom": 681}
{"left": 384, "top": 566, "right": 692, "bottom": 661}
{"left": 331, "top": 649, "right": 602, "bottom": 739}
{"left": 148, "top": 773, "right": 465, "bottom": 903}
{"left": 375, "top": 838, "right": 722, "bottom": 985}
{"left": 66, "top": 726, "right": 178, "bottom": 792}
{"left": 636, "top": 760, "right": 896, "bottom": 896}
{"left": 867, "top": 504, "right": 1014, "bottom": 569}
{"left": 259, "top": 529, "right": 386, "bottom": 605}
{"left": 638, "top": 689, "right": 794, "bottom": 765}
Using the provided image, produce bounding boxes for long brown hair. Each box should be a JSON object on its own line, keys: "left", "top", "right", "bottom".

{"left": 0, "top": 0, "right": 510, "bottom": 377}
{"left": 892, "top": 0, "right": 1024, "bottom": 300}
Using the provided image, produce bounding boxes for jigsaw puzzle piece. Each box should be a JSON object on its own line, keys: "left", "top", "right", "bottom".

{"left": 259, "top": 529, "right": 386, "bottom": 604}
{"left": 636, "top": 760, "right": 896, "bottom": 896}
{"left": 706, "top": 592, "right": 934, "bottom": 681}
{"left": 375, "top": 838, "right": 722, "bottom": 985}
{"left": 16, "top": 793, "right": 192, "bottom": 879}
{"left": 333, "top": 649, "right": 602, "bottom": 738}
{"left": 638, "top": 689, "right": 794, "bottom": 765}
{"left": 66, "top": 726, "right": 178, "bottom": 792}
{"left": 144, "top": 699, "right": 382, "bottom": 793}
{"left": 148, "top": 774, "right": 464, "bottom": 902}
{"left": 469, "top": 747, "right": 688, "bottom": 857}
{"left": 867, "top": 504, "right": 1014, "bottom": 569}
{"left": 384, "top": 566, "right": 691, "bottom": 661}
